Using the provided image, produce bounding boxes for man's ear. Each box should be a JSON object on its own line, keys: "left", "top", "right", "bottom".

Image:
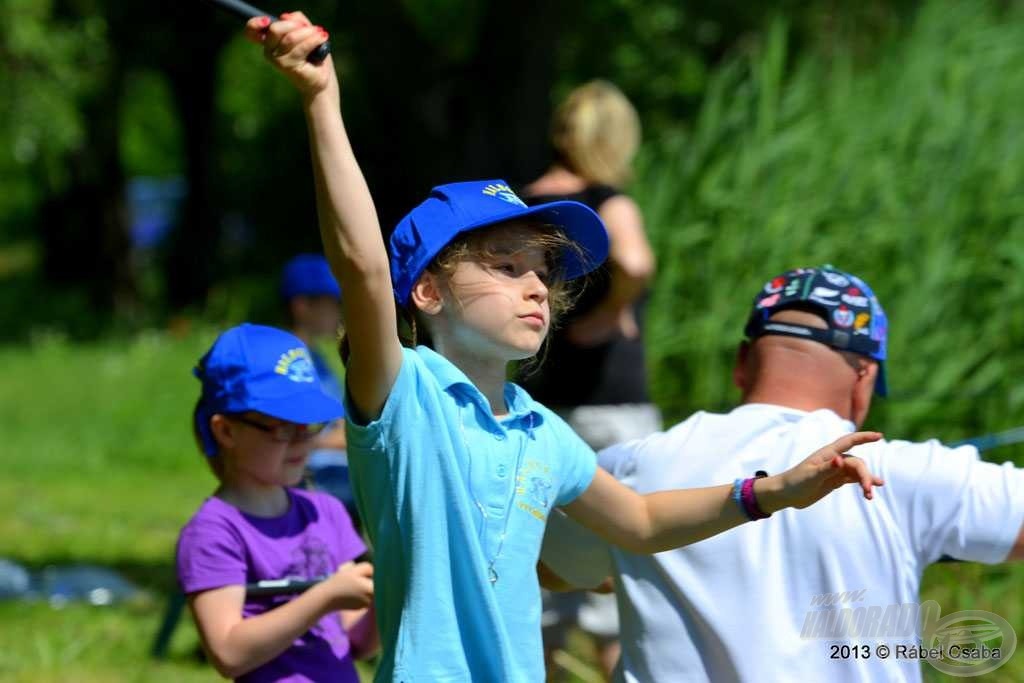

{"left": 850, "top": 359, "right": 877, "bottom": 427}
{"left": 733, "top": 340, "right": 751, "bottom": 390}
{"left": 410, "top": 272, "right": 444, "bottom": 316}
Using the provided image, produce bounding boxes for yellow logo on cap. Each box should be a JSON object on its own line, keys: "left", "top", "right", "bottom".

{"left": 482, "top": 183, "right": 526, "bottom": 207}
{"left": 275, "top": 348, "right": 316, "bottom": 383}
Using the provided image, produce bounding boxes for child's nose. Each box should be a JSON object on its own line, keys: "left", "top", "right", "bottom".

{"left": 524, "top": 271, "right": 548, "bottom": 301}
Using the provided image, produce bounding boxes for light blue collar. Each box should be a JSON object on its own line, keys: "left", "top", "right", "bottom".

{"left": 415, "top": 346, "right": 541, "bottom": 430}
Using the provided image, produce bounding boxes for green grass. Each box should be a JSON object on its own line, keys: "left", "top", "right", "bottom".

{"left": 0, "top": 330, "right": 217, "bottom": 682}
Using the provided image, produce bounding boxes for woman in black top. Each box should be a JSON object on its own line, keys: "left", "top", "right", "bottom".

{"left": 522, "top": 80, "right": 661, "bottom": 681}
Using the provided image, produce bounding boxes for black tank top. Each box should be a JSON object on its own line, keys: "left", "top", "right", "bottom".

{"left": 517, "top": 185, "right": 651, "bottom": 406}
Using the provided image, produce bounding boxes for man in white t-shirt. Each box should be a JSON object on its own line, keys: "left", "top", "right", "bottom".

{"left": 541, "top": 265, "right": 1024, "bottom": 683}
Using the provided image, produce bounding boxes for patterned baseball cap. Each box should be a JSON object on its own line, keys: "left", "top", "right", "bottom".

{"left": 744, "top": 265, "right": 888, "bottom": 396}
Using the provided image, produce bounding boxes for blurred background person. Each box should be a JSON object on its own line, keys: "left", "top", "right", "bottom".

{"left": 281, "top": 253, "right": 360, "bottom": 530}
{"left": 520, "top": 80, "right": 659, "bottom": 680}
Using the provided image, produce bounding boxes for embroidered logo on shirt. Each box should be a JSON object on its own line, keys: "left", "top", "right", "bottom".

{"left": 516, "top": 459, "right": 553, "bottom": 522}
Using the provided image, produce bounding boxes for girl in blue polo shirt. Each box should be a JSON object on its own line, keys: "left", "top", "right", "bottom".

{"left": 242, "top": 13, "right": 885, "bottom": 681}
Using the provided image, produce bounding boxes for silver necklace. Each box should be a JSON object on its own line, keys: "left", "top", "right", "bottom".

{"left": 460, "top": 409, "right": 534, "bottom": 584}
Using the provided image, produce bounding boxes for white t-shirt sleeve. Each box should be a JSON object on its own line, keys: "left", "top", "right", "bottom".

{"left": 539, "top": 508, "right": 613, "bottom": 588}
{"left": 881, "top": 440, "right": 1024, "bottom": 565}
{"left": 539, "top": 442, "right": 639, "bottom": 587}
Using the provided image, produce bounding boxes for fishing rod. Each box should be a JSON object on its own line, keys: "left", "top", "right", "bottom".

{"left": 949, "top": 425, "right": 1024, "bottom": 452}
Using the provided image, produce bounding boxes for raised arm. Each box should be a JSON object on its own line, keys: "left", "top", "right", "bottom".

{"left": 245, "top": 13, "right": 401, "bottom": 420}
{"left": 563, "top": 431, "right": 885, "bottom": 554}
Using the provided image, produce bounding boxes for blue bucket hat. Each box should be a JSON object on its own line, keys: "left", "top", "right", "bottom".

{"left": 388, "top": 180, "right": 610, "bottom": 305}
{"left": 280, "top": 253, "right": 341, "bottom": 300}
{"left": 193, "top": 324, "right": 344, "bottom": 456}
{"left": 744, "top": 265, "right": 889, "bottom": 396}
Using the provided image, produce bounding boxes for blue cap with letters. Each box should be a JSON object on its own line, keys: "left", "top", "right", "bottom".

{"left": 192, "top": 324, "right": 344, "bottom": 456}
{"left": 388, "top": 180, "right": 609, "bottom": 305}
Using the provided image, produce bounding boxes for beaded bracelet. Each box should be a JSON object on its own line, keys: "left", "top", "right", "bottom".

{"left": 741, "top": 477, "right": 771, "bottom": 520}
{"left": 732, "top": 478, "right": 745, "bottom": 516}
{"left": 732, "top": 477, "right": 772, "bottom": 521}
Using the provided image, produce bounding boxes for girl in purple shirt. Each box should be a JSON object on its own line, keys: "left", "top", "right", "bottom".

{"left": 177, "top": 324, "right": 376, "bottom": 682}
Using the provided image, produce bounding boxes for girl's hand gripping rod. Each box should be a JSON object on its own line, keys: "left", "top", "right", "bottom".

{"left": 203, "top": 0, "right": 332, "bottom": 64}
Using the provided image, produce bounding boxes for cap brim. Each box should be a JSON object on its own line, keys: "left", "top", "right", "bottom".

{"left": 464, "top": 200, "right": 610, "bottom": 280}
{"left": 252, "top": 388, "right": 345, "bottom": 425}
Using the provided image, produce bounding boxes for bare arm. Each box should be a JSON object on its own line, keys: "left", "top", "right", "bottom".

{"left": 563, "top": 469, "right": 746, "bottom": 553}
{"left": 568, "top": 195, "right": 655, "bottom": 345}
{"left": 246, "top": 14, "right": 402, "bottom": 421}
{"left": 564, "top": 431, "right": 884, "bottom": 554}
{"left": 341, "top": 606, "right": 379, "bottom": 659}
{"left": 537, "top": 561, "right": 575, "bottom": 591}
{"left": 188, "top": 562, "right": 373, "bottom": 679}
{"left": 598, "top": 195, "right": 655, "bottom": 308}
{"left": 1009, "top": 525, "right": 1024, "bottom": 560}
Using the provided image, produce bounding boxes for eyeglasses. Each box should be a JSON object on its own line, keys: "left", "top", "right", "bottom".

{"left": 228, "top": 415, "right": 328, "bottom": 443}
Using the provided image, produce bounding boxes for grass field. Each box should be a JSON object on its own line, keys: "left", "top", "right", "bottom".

{"left": 0, "top": 329, "right": 1020, "bottom": 681}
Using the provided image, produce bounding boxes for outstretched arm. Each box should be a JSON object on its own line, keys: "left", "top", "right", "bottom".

{"left": 563, "top": 431, "right": 884, "bottom": 554}
{"left": 245, "top": 13, "right": 401, "bottom": 421}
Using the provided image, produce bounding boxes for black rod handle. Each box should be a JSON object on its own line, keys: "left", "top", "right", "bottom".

{"left": 244, "top": 579, "right": 321, "bottom": 597}
{"left": 203, "top": 0, "right": 331, "bottom": 65}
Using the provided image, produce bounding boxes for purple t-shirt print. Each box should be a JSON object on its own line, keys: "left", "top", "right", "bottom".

{"left": 176, "top": 488, "right": 366, "bottom": 683}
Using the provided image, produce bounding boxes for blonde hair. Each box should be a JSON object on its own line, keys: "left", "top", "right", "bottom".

{"left": 551, "top": 80, "right": 641, "bottom": 187}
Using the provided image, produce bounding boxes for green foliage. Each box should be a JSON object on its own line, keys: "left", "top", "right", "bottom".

{"left": 635, "top": 1, "right": 1024, "bottom": 450}
{"left": 400, "top": 0, "right": 487, "bottom": 63}
{"left": 0, "top": 0, "right": 109, "bottom": 237}
{"left": 119, "top": 70, "right": 183, "bottom": 177}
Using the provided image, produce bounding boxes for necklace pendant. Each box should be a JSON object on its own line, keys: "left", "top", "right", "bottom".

{"left": 488, "top": 566, "right": 498, "bottom": 584}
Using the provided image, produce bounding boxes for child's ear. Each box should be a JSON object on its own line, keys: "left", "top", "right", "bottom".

{"left": 410, "top": 272, "right": 444, "bottom": 316}
{"left": 209, "top": 414, "right": 236, "bottom": 451}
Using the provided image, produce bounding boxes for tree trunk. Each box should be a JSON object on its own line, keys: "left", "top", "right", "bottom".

{"left": 342, "top": 0, "right": 574, "bottom": 233}
{"left": 161, "top": 17, "right": 225, "bottom": 310}
{"left": 38, "top": 55, "right": 134, "bottom": 315}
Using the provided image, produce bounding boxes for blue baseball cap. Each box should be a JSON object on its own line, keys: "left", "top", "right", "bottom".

{"left": 388, "top": 180, "right": 610, "bottom": 305}
{"left": 744, "top": 265, "right": 889, "bottom": 396}
{"left": 192, "top": 324, "right": 344, "bottom": 456}
{"left": 280, "top": 254, "right": 341, "bottom": 300}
